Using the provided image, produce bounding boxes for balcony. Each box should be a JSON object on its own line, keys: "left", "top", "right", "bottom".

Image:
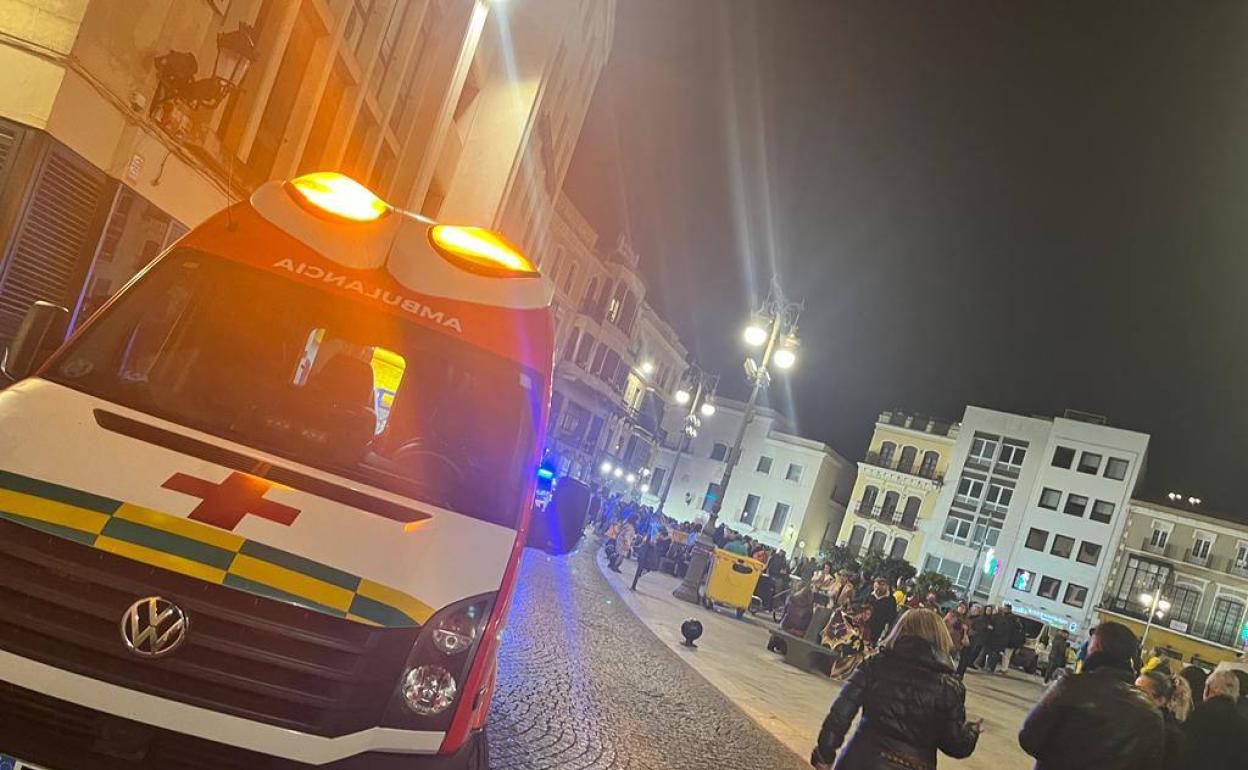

{"left": 1226, "top": 560, "right": 1248, "bottom": 580}
{"left": 1183, "top": 548, "right": 1211, "bottom": 568}
{"left": 853, "top": 502, "right": 881, "bottom": 519}
{"left": 850, "top": 501, "right": 917, "bottom": 531}
{"left": 863, "top": 452, "right": 944, "bottom": 484}
{"left": 1140, "top": 536, "right": 1173, "bottom": 559}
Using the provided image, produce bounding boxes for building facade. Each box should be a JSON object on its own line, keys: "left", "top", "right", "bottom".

{"left": 542, "top": 193, "right": 688, "bottom": 482}
{"left": 0, "top": 0, "right": 613, "bottom": 349}
{"left": 644, "top": 399, "right": 855, "bottom": 558}
{"left": 917, "top": 406, "right": 1149, "bottom": 635}
{"left": 1098, "top": 499, "right": 1248, "bottom": 667}
{"left": 835, "top": 410, "right": 958, "bottom": 564}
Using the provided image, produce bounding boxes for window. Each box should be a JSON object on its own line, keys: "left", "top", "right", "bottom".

{"left": 786, "top": 463, "right": 803, "bottom": 483}
{"left": 1077, "top": 541, "right": 1102, "bottom": 566}
{"left": 1025, "top": 528, "right": 1049, "bottom": 551}
{"left": 1039, "top": 487, "right": 1061, "bottom": 510}
{"left": 651, "top": 467, "right": 666, "bottom": 494}
{"left": 1052, "top": 445, "right": 1076, "bottom": 469}
{"left": 889, "top": 538, "right": 908, "bottom": 559}
{"left": 847, "top": 525, "right": 866, "bottom": 552}
{"left": 943, "top": 515, "right": 973, "bottom": 543}
{"left": 924, "top": 555, "right": 974, "bottom": 589}
{"left": 1149, "top": 526, "right": 1170, "bottom": 549}
{"left": 1090, "top": 500, "right": 1115, "bottom": 524}
{"left": 956, "top": 477, "right": 984, "bottom": 502}
{"left": 859, "top": 485, "right": 879, "bottom": 514}
{"left": 1169, "top": 585, "right": 1202, "bottom": 626}
{"left": 770, "top": 502, "right": 791, "bottom": 533}
{"left": 880, "top": 491, "right": 900, "bottom": 520}
{"left": 701, "top": 482, "right": 722, "bottom": 513}
{"left": 1013, "top": 569, "right": 1035, "bottom": 592}
{"left": 1235, "top": 542, "right": 1248, "bottom": 569}
{"left": 998, "top": 442, "right": 1027, "bottom": 468}
{"left": 1104, "top": 457, "right": 1129, "bottom": 481}
{"left": 1050, "top": 535, "right": 1075, "bottom": 559}
{"left": 710, "top": 442, "right": 728, "bottom": 461}
{"left": 741, "top": 494, "right": 761, "bottom": 526}
{"left": 48, "top": 252, "right": 539, "bottom": 529}
{"left": 969, "top": 435, "right": 998, "bottom": 465}
{"left": 1063, "top": 583, "right": 1088, "bottom": 608}
{"left": 984, "top": 483, "right": 1013, "bottom": 510}
{"left": 1038, "top": 576, "right": 1061, "bottom": 600}
{"left": 1192, "top": 532, "right": 1214, "bottom": 561}
{"left": 1208, "top": 597, "right": 1246, "bottom": 646}
{"left": 1064, "top": 494, "right": 1088, "bottom": 517}
{"left": 919, "top": 451, "right": 939, "bottom": 479}
{"left": 1077, "top": 452, "right": 1102, "bottom": 474}
{"left": 756, "top": 455, "right": 773, "bottom": 474}
{"left": 878, "top": 441, "right": 896, "bottom": 464}
{"left": 867, "top": 530, "right": 887, "bottom": 553}
{"left": 1114, "top": 556, "right": 1172, "bottom": 608}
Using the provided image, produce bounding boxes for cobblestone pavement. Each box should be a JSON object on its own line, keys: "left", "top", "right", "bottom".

{"left": 486, "top": 544, "right": 811, "bottom": 770}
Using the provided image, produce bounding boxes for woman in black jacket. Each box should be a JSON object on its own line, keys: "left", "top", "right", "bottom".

{"left": 811, "top": 609, "right": 981, "bottom": 770}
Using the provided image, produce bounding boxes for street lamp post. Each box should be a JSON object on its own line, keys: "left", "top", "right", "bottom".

{"left": 656, "top": 369, "right": 717, "bottom": 516}
{"left": 1139, "top": 589, "right": 1171, "bottom": 651}
{"left": 673, "top": 287, "right": 801, "bottom": 604}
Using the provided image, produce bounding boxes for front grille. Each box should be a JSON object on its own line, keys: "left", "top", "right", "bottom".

{"left": 0, "top": 518, "right": 418, "bottom": 736}
{"left": 0, "top": 680, "right": 434, "bottom": 770}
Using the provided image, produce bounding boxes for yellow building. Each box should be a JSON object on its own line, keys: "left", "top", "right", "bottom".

{"left": 1096, "top": 498, "right": 1248, "bottom": 668}
{"left": 834, "top": 410, "right": 958, "bottom": 564}
{"left": 0, "top": 0, "right": 613, "bottom": 347}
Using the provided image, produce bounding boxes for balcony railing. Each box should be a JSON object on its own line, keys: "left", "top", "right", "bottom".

{"left": 1227, "top": 561, "right": 1248, "bottom": 580}
{"left": 1183, "top": 548, "right": 1211, "bottom": 568}
{"left": 1140, "top": 536, "right": 1173, "bottom": 559}
{"left": 850, "top": 501, "right": 918, "bottom": 531}
{"left": 1101, "top": 598, "right": 1244, "bottom": 649}
{"left": 864, "top": 452, "right": 944, "bottom": 484}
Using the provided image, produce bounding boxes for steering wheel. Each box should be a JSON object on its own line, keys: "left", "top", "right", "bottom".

{"left": 389, "top": 438, "right": 468, "bottom": 488}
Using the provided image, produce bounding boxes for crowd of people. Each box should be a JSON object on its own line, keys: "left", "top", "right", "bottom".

{"left": 587, "top": 492, "right": 1248, "bottom": 770}
{"left": 809, "top": 614, "right": 1248, "bottom": 770}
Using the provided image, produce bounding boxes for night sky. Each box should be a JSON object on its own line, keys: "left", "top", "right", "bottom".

{"left": 564, "top": 1, "right": 1248, "bottom": 513}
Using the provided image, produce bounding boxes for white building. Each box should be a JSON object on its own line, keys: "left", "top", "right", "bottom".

{"left": 917, "top": 406, "right": 1148, "bottom": 634}
{"left": 643, "top": 399, "right": 855, "bottom": 558}
{"left": 542, "top": 193, "right": 689, "bottom": 481}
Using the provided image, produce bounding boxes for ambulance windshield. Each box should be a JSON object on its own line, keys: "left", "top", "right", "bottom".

{"left": 45, "top": 250, "right": 540, "bottom": 529}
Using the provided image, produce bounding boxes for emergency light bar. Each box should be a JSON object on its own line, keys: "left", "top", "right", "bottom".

{"left": 429, "top": 225, "right": 537, "bottom": 277}
{"left": 288, "top": 172, "right": 390, "bottom": 222}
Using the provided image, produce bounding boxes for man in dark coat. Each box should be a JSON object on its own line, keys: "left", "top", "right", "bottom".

{"left": 1181, "top": 670, "right": 1248, "bottom": 770}
{"left": 1044, "top": 630, "right": 1069, "bottom": 683}
{"left": 865, "top": 578, "right": 898, "bottom": 646}
{"left": 985, "top": 603, "right": 1020, "bottom": 673}
{"left": 1018, "top": 622, "right": 1164, "bottom": 770}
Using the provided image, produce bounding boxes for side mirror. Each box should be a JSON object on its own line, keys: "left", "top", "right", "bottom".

{"left": 527, "top": 477, "right": 590, "bottom": 555}
{"left": 1, "top": 301, "right": 70, "bottom": 382}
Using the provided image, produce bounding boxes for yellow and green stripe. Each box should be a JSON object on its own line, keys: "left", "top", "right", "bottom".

{"left": 0, "top": 469, "right": 433, "bottom": 627}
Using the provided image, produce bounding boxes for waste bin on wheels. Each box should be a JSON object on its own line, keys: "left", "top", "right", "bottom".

{"left": 704, "top": 548, "right": 764, "bottom": 618}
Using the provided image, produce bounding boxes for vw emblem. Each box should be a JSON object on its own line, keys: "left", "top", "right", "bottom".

{"left": 120, "top": 597, "right": 188, "bottom": 658}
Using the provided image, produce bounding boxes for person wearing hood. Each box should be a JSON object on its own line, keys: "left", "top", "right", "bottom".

{"left": 810, "top": 609, "right": 981, "bottom": 770}
{"left": 1018, "top": 621, "right": 1164, "bottom": 770}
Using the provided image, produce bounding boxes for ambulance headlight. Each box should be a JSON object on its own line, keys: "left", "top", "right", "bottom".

{"left": 401, "top": 665, "right": 457, "bottom": 715}
{"left": 432, "top": 603, "right": 484, "bottom": 655}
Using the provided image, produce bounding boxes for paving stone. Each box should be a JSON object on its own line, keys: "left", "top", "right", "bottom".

{"left": 487, "top": 546, "right": 810, "bottom": 770}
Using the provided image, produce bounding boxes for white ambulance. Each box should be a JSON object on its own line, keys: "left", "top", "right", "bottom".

{"left": 0, "top": 172, "right": 586, "bottom": 769}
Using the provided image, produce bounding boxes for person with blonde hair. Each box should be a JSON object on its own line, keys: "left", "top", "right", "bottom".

{"left": 810, "top": 609, "right": 981, "bottom": 770}
{"left": 1135, "top": 669, "right": 1191, "bottom": 769}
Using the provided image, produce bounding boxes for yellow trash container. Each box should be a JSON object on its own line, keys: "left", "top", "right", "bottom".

{"left": 705, "top": 548, "right": 764, "bottom": 618}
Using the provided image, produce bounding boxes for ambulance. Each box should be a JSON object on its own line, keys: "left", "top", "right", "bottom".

{"left": 0, "top": 172, "right": 586, "bottom": 769}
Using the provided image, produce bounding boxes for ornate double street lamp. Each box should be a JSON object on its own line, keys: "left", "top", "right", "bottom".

{"left": 656, "top": 367, "right": 718, "bottom": 515}
{"left": 673, "top": 287, "right": 802, "bottom": 604}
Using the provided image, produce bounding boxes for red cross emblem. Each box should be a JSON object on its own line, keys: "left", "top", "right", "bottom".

{"left": 162, "top": 472, "right": 301, "bottom": 531}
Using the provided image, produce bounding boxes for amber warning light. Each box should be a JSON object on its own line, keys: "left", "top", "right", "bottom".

{"left": 429, "top": 225, "right": 538, "bottom": 277}
{"left": 289, "top": 171, "right": 389, "bottom": 222}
